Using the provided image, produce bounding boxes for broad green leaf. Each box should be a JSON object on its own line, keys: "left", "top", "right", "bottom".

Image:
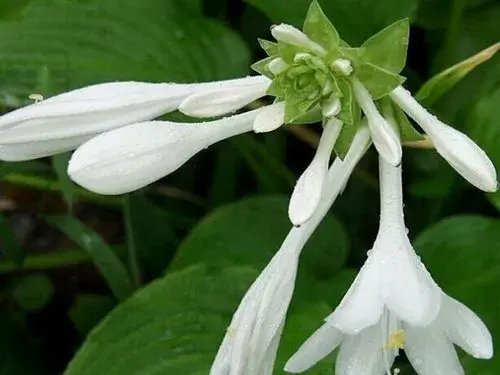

{"left": 468, "top": 88, "right": 500, "bottom": 211}
{"left": 0, "top": 214, "right": 24, "bottom": 266}
{"left": 276, "top": 303, "right": 334, "bottom": 374}
{"left": 0, "top": 311, "right": 45, "bottom": 375}
{"left": 124, "top": 194, "right": 178, "bottom": 278}
{"left": 234, "top": 135, "right": 295, "bottom": 193}
{"left": 415, "top": 216, "right": 500, "bottom": 373}
{"left": 68, "top": 294, "right": 116, "bottom": 337}
{"left": 355, "top": 63, "right": 406, "bottom": 99}
{"left": 246, "top": 0, "right": 417, "bottom": 45}
{"left": 360, "top": 18, "right": 409, "bottom": 74}
{"left": 51, "top": 152, "right": 75, "bottom": 210}
{"left": 416, "top": 43, "right": 500, "bottom": 106}
{"left": 10, "top": 273, "right": 54, "bottom": 311}
{"left": 46, "top": 216, "right": 135, "bottom": 300}
{"left": 0, "top": 0, "right": 32, "bottom": 20}
{"left": 64, "top": 265, "right": 257, "bottom": 375}
{"left": 0, "top": 0, "right": 250, "bottom": 99}
{"left": 303, "top": 1, "right": 339, "bottom": 50}
{"left": 169, "top": 196, "right": 349, "bottom": 280}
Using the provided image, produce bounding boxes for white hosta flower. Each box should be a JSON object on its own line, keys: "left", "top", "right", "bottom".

{"left": 288, "top": 118, "right": 343, "bottom": 226}
{"left": 286, "top": 293, "right": 492, "bottom": 375}
{"left": 286, "top": 158, "right": 493, "bottom": 375}
{"left": 0, "top": 76, "right": 270, "bottom": 161}
{"left": 68, "top": 109, "right": 263, "bottom": 195}
{"left": 352, "top": 77, "right": 402, "bottom": 166}
{"left": 210, "top": 126, "right": 371, "bottom": 375}
{"left": 390, "top": 86, "right": 498, "bottom": 192}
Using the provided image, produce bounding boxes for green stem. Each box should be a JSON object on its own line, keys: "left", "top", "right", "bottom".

{"left": 0, "top": 249, "right": 91, "bottom": 274}
{"left": 2, "top": 172, "right": 121, "bottom": 207}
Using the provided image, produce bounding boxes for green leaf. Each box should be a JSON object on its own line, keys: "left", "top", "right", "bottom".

{"left": 51, "top": 152, "right": 75, "bottom": 210}
{"left": 0, "top": 214, "right": 24, "bottom": 266}
{"left": 169, "top": 196, "right": 349, "bottom": 280}
{"left": 0, "top": 0, "right": 32, "bottom": 20}
{"left": 355, "top": 63, "right": 406, "bottom": 99}
{"left": 415, "top": 216, "right": 500, "bottom": 373}
{"left": 10, "top": 273, "right": 54, "bottom": 311}
{"left": 336, "top": 78, "right": 356, "bottom": 124}
{"left": 0, "top": 0, "right": 250, "bottom": 98}
{"left": 246, "top": 0, "right": 417, "bottom": 45}
{"left": 64, "top": 265, "right": 257, "bottom": 375}
{"left": 360, "top": 18, "right": 409, "bottom": 74}
{"left": 233, "top": 135, "right": 295, "bottom": 193}
{"left": 392, "top": 103, "right": 424, "bottom": 142}
{"left": 468, "top": 88, "right": 500, "bottom": 210}
{"left": 285, "top": 94, "right": 318, "bottom": 123}
{"left": 258, "top": 38, "right": 279, "bottom": 56}
{"left": 68, "top": 294, "right": 116, "bottom": 337}
{"left": 124, "top": 194, "right": 178, "bottom": 278}
{"left": 46, "top": 216, "right": 136, "bottom": 301}
{"left": 288, "top": 105, "right": 323, "bottom": 124}
{"left": 416, "top": 43, "right": 500, "bottom": 106}
{"left": 303, "top": 1, "right": 339, "bottom": 50}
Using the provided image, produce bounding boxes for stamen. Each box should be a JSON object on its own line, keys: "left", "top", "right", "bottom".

{"left": 387, "top": 330, "right": 406, "bottom": 350}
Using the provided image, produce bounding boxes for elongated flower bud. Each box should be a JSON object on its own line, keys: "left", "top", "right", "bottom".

{"left": 68, "top": 109, "right": 263, "bottom": 195}
{"left": 390, "top": 86, "right": 498, "bottom": 192}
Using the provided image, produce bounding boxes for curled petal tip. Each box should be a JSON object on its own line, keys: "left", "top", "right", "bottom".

{"left": 253, "top": 102, "right": 285, "bottom": 133}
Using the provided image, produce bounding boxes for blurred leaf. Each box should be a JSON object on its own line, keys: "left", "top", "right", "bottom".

{"left": 209, "top": 141, "right": 243, "bottom": 207}
{"left": 234, "top": 135, "right": 295, "bottom": 193}
{"left": 246, "top": 0, "right": 417, "bottom": 45}
{"left": 416, "top": 42, "right": 500, "bottom": 106}
{"left": 468, "top": 88, "right": 500, "bottom": 210}
{"left": 0, "top": 311, "right": 44, "bottom": 375}
{"left": 169, "top": 196, "right": 349, "bottom": 280}
{"left": 52, "top": 152, "right": 75, "bottom": 209}
{"left": 0, "top": 0, "right": 250, "bottom": 101}
{"left": 360, "top": 18, "right": 409, "bottom": 75}
{"left": 0, "top": 160, "right": 49, "bottom": 178}
{"left": 64, "top": 265, "right": 257, "bottom": 375}
{"left": 68, "top": 294, "right": 116, "bottom": 337}
{"left": 124, "top": 194, "right": 178, "bottom": 278}
{"left": 46, "top": 216, "right": 135, "bottom": 300}
{"left": 276, "top": 303, "right": 334, "bottom": 374}
{"left": 0, "top": 214, "right": 24, "bottom": 266}
{"left": 10, "top": 273, "right": 54, "bottom": 311}
{"left": 415, "top": 216, "right": 500, "bottom": 373}
{"left": 0, "top": 0, "right": 32, "bottom": 20}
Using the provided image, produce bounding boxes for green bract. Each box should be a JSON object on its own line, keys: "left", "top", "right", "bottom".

{"left": 252, "top": 1, "right": 414, "bottom": 129}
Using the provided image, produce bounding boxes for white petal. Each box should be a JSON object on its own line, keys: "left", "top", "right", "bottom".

{"left": 252, "top": 102, "right": 285, "bottom": 133}
{"left": 390, "top": 86, "right": 497, "bottom": 192}
{"left": 288, "top": 119, "right": 342, "bottom": 226}
{"left": 68, "top": 109, "right": 261, "bottom": 194}
{"left": 336, "top": 320, "right": 394, "bottom": 375}
{"left": 271, "top": 24, "right": 326, "bottom": 56}
{"left": 405, "top": 321, "right": 464, "bottom": 375}
{"left": 179, "top": 76, "right": 271, "bottom": 118}
{"left": 0, "top": 82, "right": 196, "bottom": 139}
{"left": 440, "top": 294, "right": 493, "bottom": 359}
{"left": 352, "top": 78, "right": 402, "bottom": 166}
{"left": 285, "top": 322, "right": 343, "bottom": 373}
{"left": 258, "top": 322, "right": 285, "bottom": 375}
{"left": 381, "top": 239, "right": 442, "bottom": 327}
{"left": 0, "top": 134, "right": 93, "bottom": 161}
{"left": 210, "top": 334, "right": 231, "bottom": 375}
{"left": 326, "top": 253, "right": 384, "bottom": 334}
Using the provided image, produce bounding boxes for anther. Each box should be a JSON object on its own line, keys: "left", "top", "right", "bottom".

{"left": 29, "top": 93, "right": 44, "bottom": 103}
